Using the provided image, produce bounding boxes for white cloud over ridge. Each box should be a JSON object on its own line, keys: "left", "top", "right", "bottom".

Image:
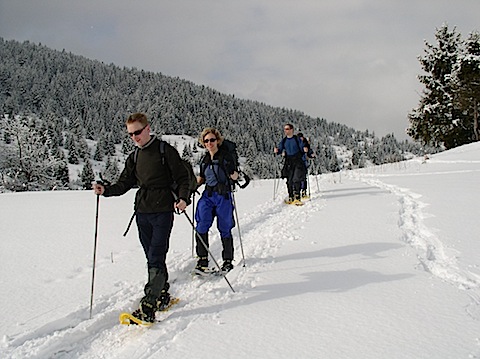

{"left": 1, "top": 0, "right": 479, "bottom": 139}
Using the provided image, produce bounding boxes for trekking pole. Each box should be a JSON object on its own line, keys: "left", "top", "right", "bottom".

{"left": 123, "top": 211, "right": 135, "bottom": 237}
{"left": 312, "top": 160, "right": 320, "bottom": 192}
{"left": 273, "top": 177, "right": 277, "bottom": 200}
{"left": 89, "top": 194, "right": 100, "bottom": 319}
{"left": 273, "top": 156, "right": 282, "bottom": 200}
{"left": 272, "top": 154, "right": 277, "bottom": 200}
{"left": 191, "top": 192, "right": 196, "bottom": 257}
{"left": 232, "top": 191, "right": 246, "bottom": 267}
{"left": 182, "top": 211, "right": 235, "bottom": 293}
{"left": 307, "top": 167, "right": 311, "bottom": 197}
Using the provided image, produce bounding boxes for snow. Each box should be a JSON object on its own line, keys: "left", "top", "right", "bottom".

{"left": 1, "top": 142, "right": 480, "bottom": 358}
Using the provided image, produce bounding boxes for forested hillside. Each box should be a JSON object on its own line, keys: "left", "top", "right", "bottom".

{"left": 0, "top": 38, "right": 431, "bottom": 191}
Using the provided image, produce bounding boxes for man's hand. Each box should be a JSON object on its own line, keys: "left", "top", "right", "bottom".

{"left": 175, "top": 198, "right": 187, "bottom": 212}
{"left": 92, "top": 183, "right": 105, "bottom": 195}
{"left": 230, "top": 171, "right": 239, "bottom": 181}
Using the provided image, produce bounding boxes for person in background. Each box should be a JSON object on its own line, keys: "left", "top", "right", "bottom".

{"left": 93, "top": 112, "right": 190, "bottom": 323}
{"left": 274, "top": 123, "right": 308, "bottom": 205}
{"left": 194, "top": 128, "right": 239, "bottom": 274}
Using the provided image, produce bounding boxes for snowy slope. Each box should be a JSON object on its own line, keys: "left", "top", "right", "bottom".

{"left": 1, "top": 143, "right": 480, "bottom": 358}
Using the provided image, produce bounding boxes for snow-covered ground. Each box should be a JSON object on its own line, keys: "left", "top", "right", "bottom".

{"left": 1, "top": 142, "right": 480, "bottom": 358}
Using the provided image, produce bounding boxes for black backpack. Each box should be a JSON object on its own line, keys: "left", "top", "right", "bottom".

{"left": 220, "top": 139, "right": 239, "bottom": 168}
{"left": 200, "top": 138, "right": 250, "bottom": 189}
{"left": 134, "top": 140, "right": 198, "bottom": 201}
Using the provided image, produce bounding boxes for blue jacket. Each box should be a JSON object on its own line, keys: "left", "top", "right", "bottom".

{"left": 278, "top": 135, "right": 305, "bottom": 160}
{"left": 199, "top": 147, "right": 237, "bottom": 189}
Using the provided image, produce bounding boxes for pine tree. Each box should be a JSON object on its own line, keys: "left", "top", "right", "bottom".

{"left": 81, "top": 159, "right": 94, "bottom": 189}
{"left": 67, "top": 136, "right": 80, "bottom": 164}
{"left": 0, "top": 115, "right": 62, "bottom": 190}
{"left": 408, "top": 24, "right": 464, "bottom": 148}
{"left": 455, "top": 31, "right": 480, "bottom": 142}
{"left": 181, "top": 144, "right": 193, "bottom": 162}
{"left": 93, "top": 140, "right": 104, "bottom": 161}
{"left": 54, "top": 160, "right": 70, "bottom": 188}
{"left": 104, "top": 132, "right": 116, "bottom": 156}
{"left": 102, "top": 156, "right": 120, "bottom": 184}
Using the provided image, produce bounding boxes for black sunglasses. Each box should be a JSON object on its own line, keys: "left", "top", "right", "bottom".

{"left": 128, "top": 125, "right": 147, "bottom": 137}
{"left": 203, "top": 138, "right": 217, "bottom": 143}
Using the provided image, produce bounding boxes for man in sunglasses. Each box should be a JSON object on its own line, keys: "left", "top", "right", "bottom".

{"left": 93, "top": 112, "right": 190, "bottom": 323}
{"left": 274, "top": 123, "right": 308, "bottom": 205}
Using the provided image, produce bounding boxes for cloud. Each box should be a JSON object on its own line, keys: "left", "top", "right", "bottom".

{"left": 1, "top": 0, "right": 479, "bottom": 140}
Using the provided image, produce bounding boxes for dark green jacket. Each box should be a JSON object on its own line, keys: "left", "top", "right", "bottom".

{"left": 103, "top": 137, "right": 190, "bottom": 213}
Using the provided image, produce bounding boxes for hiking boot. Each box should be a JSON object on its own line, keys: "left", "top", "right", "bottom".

{"left": 292, "top": 194, "right": 303, "bottom": 206}
{"left": 196, "top": 256, "right": 208, "bottom": 268}
{"left": 284, "top": 197, "right": 295, "bottom": 204}
{"left": 301, "top": 190, "right": 308, "bottom": 199}
{"left": 132, "top": 297, "right": 156, "bottom": 323}
{"left": 195, "top": 256, "right": 209, "bottom": 274}
{"left": 221, "top": 260, "right": 234, "bottom": 273}
{"left": 157, "top": 290, "right": 171, "bottom": 311}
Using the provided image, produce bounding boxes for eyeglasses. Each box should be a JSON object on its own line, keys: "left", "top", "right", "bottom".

{"left": 203, "top": 138, "right": 217, "bottom": 143}
{"left": 284, "top": 127, "right": 292, "bottom": 131}
{"left": 128, "top": 125, "right": 147, "bottom": 137}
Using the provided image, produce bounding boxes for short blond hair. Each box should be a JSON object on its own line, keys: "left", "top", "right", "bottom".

{"left": 126, "top": 112, "right": 149, "bottom": 126}
{"left": 199, "top": 127, "right": 224, "bottom": 146}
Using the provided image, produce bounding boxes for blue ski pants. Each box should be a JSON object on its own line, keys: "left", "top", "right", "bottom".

{"left": 195, "top": 190, "right": 235, "bottom": 238}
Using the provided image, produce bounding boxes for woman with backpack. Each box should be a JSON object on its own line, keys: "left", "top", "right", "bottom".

{"left": 194, "top": 128, "right": 239, "bottom": 274}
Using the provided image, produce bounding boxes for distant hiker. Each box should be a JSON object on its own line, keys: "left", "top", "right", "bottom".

{"left": 297, "top": 132, "right": 315, "bottom": 198}
{"left": 92, "top": 112, "right": 191, "bottom": 323}
{"left": 195, "top": 128, "right": 239, "bottom": 274}
{"left": 274, "top": 123, "right": 308, "bottom": 205}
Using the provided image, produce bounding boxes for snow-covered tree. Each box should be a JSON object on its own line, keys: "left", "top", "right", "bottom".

{"left": 102, "top": 156, "right": 120, "bottom": 184}
{"left": 455, "top": 31, "right": 480, "bottom": 142}
{"left": 0, "top": 115, "right": 63, "bottom": 191}
{"left": 81, "top": 159, "right": 94, "bottom": 189}
{"left": 408, "top": 24, "right": 474, "bottom": 149}
{"left": 67, "top": 135, "right": 80, "bottom": 164}
{"left": 181, "top": 144, "right": 193, "bottom": 163}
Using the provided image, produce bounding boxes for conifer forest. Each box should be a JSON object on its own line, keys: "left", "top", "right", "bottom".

{"left": 3, "top": 30, "right": 474, "bottom": 192}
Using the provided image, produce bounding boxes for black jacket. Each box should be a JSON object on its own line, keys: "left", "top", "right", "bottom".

{"left": 104, "top": 137, "right": 190, "bottom": 213}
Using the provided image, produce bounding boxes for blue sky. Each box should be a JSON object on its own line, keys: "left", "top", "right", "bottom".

{"left": 1, "top": 0, "right": 479, "bottom": 140}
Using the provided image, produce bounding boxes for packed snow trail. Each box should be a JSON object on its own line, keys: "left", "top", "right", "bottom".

{"left": 2, "top": 181, "right": 325, "bottom": 359}
{"left": 347, "top": 159, "right": 480, "bottom": 292}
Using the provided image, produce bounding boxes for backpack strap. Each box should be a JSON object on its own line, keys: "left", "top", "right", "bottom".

{"left": 134, "top": 147, "right": 139, "bottom": 164}
{"left": 159, "top": 140, "right": 167, "bottom": 165}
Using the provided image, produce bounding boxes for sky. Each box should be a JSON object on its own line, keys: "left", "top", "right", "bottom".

{"left": 1, "top": 138, "right": 480, "bottom": 358}
{"left": 1, "top": 1, "right": 479, "bottom": 140}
